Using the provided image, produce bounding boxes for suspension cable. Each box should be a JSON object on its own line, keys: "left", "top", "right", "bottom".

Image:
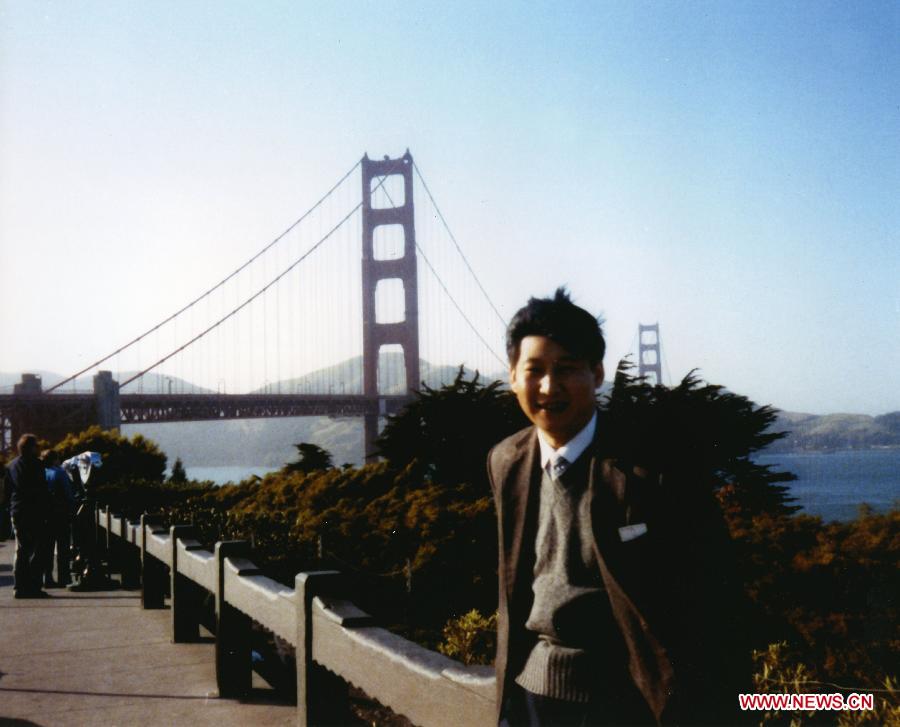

{"left": 378, "top": 175, "right": 506, "bottom": 368}
{"left": 119, "top": 203, "right": 364, "bottom": 389}
{"left": 415, "top": 242, "right": 506, "bottom": 368}
{"left": 659, "top": 328, "right": 672, "bottom": 386}
{"left": 413, "top": 162, "right": 507, "bottom": 326}
{"left": 120, "top": 167, "right": 401, "bottom": 390}
{"left": 48, "top": 159, "right": 362, "bottom": 393}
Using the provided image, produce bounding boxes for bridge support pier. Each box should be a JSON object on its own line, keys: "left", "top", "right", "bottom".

{"left": 93, "top": 371, "right": 121, "bottom": 430}
{"left": 361, "top": 152, "right": 420, "bottom": 462}
{"left": 638, "top": 323, "right": 663, "bottom": 386}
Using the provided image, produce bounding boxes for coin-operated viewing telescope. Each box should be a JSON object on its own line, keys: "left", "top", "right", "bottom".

{"left": 62, "top": 451, "right": 103, "bottom": 487}
{"left": 62, "top": 451, "right": 111, "bottom": 591}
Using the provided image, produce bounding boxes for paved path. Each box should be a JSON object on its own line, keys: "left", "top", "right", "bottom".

{"left": 0, "top": 539, "right": 296, "bottom": 726}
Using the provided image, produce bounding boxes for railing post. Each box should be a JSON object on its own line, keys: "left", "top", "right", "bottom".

{"left": 108, "top": 508, "right": 122, "bottom": 584}
{"left": 170, "top": 525, "right": 201, "bottom": 643}
{"left": 107, "top": 510, "right": 120, "bottom": 579}
{"left": 105, "top": 509, "right": 115, "bottom": 580}
{"left": 214, "top": 540, "right": 257, "bottom": 698}
{"left": 120, "top": 517, "right": 140, "bottom": 589}
{"left": 141, "top": 514, "right": 167, "bottom": 608}
{"left": 295, "top": 570, "right": 346, "bottom": 727}
{"left": 94, "top": 504, "right": 105, "bottom": 566}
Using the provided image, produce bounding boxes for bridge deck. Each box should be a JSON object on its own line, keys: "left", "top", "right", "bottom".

{"left": 0, "top": 540, "right": 296, "bottom": 726}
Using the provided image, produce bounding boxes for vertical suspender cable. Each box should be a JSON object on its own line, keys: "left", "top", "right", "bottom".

{"left": 47, "top": 160, "right": 361, "bottom": 393}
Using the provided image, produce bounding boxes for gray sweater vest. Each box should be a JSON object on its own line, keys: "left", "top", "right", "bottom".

{"left": 514, "top": 452, "right": 616, "bottom": 702}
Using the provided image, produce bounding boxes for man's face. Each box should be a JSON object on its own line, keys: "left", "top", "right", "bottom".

{"left": 510, "top": 335, "right": 604, "bottom": 449}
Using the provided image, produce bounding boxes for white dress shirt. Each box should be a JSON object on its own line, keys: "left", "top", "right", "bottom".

{"left": 536, "top": 411, "right": 597, "bottom": 477}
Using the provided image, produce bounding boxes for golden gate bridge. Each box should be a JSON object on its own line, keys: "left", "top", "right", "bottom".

{"left": 0, "top": 151, "right": 510, "bottom": 460}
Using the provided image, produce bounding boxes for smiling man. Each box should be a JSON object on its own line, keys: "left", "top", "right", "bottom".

{"left": 487, "top": 288, "right": 745, "bottom": 726}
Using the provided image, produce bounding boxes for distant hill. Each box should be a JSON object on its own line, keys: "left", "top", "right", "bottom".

{"left": 767, "top": 410, "right": 900, "bottom": 452}
{"left": 123, "top": 416, "right": 365, "bottom": 470}
{"left": 250, "top": 353, "right": 507, "bottom": 395}
{"left": 119, "top": 355, "right": 507, "bottom": 470}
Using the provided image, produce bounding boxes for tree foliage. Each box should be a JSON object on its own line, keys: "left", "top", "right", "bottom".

{"left": 169, "top": 457, "right": 188, "bottom": 483}
{"left": 280, "top": 442, "right": 334, "bottom": 475}
{"left": 161, "top": 462, "right": 498, "bottom": 637}
{"left": 48, "top": 427, "right": 213, "bottom": 518}
{"left": 605, "top": 361, "right": 799, "bottom": 516}
{"left": 729, "top": 506, "right": 900, "bottom": 699}
{"left": 53, "top": 425, "right": 167, "bottom": 485}
{"left": 437, "top": 609, "right": 497, "bottom": 666}
{"left": 375, "top": 367, "right": 528, "bottom": 487}
{"left": 91, "top": 479, "right": 215, "bottom": 521}
{"left": 376, "top": 362, "right": 798, "bottom": 516}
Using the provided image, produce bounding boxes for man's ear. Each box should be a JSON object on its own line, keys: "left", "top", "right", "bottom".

{"left": 593, "top": 362, "right": 605, "bottom": 390}
{"left": 509, "top": 365, "right": 519, "bottom": 392}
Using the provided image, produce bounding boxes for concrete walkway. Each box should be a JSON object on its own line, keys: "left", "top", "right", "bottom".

{"left": 0, "top": 540, "right": 296, "bottom": 726}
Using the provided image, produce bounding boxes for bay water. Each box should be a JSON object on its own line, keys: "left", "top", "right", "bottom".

{"left": 186, "top": 465, "right": 277, "bottom": 484}
{"left": 186, "top": 449, "right": 899, "bottom": 523}
{"left": 754, "top": 449, "right": 898, "bottom": 522}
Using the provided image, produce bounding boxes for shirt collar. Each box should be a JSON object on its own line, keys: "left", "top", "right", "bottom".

{"left": 537, "top": 410, "right": 597, "bottom": 471}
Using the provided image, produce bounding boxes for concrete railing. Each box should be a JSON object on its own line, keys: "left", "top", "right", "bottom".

{"left": 95, "top": 506, "right": 496, "bottom": 727}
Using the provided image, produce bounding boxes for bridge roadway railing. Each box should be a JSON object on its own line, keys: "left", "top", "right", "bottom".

{"left": 95, "top": 505, "right": 496, "bottom": 727}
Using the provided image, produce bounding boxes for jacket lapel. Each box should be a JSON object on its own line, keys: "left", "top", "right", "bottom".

{"left": 501, "top": 429, "right": 541, "bottom": 603}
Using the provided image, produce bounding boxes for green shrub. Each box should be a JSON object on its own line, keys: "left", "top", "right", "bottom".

{"left": 54, "top": 426, "right": 167, "bottom": 484}
{"left": 437, "top": 609, "right": 497, "bottom": 666}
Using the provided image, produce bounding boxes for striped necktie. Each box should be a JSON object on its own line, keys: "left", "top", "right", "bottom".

{"left": 550, "top": 456, "right": 569, "bottom": 480}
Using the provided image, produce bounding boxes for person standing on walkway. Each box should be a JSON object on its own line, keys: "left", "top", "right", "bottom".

{"left": 3, "top": 433, "right": 52, "bottom": 598}
{"left": 488, "top": 289, "right": 747, "bottom": 725}
{"left": 42, "top": 450, "right": 76, "bottom": 587}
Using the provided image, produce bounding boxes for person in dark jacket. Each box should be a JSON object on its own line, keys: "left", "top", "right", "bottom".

{"left": 42, "top": 450, "right": 76, "bottom": 587}
{"left": 488, "top": 289, "right": 747, "bottom": 726}
{"left": 3, "top": 433, "right": 52, "bottom": 598}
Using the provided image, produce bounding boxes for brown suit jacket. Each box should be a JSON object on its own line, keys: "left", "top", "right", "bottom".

{"left": 487, "top": 416, "right": 744, "bottom": 725}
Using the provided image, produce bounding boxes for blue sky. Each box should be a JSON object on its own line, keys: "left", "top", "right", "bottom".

{"left": 1, "top": 1, "right": 898, "bottom": 415}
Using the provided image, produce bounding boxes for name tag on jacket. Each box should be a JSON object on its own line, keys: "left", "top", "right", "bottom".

{"left": 618, "top": 523, "right": 648, "bottom": 542}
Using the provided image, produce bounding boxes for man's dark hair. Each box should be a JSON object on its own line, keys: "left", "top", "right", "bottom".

{"left": 506, "top": 287, "right": 605, "bottom": 366}
{"left": 17, "top": 433, "right": 38, "bottom": 456}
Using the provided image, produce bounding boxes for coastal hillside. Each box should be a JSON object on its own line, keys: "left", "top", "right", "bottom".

{"left": 123, "top": 415, "right": 365, "bottom": 470}
{"left": 248, "top": 353, "right": 506, "bottom": 395}
{"left": 767, "top": 410, "right": 900, "bottom": 452}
